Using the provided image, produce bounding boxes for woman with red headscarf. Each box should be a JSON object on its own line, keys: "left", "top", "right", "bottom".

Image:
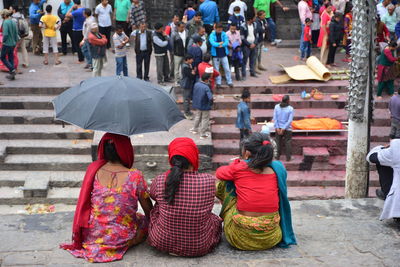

{"left": 148, "top": 137, "right": 222, "bottom": 256}
{"left": 60, "top": 133, "right": 153, "bottom": 263}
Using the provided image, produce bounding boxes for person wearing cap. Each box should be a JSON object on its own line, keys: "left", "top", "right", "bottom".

{"left": 187, "top": 35, "right": 204, "bottom": 70}
{"left": 187, "top": 26, "right": 208, "bottom": 55}
{"left": 198, "top": 53, "right": 220, "bottom": 90}
{"left": 80, "top": 8, "right": 97, "bottom": 71}
{"left": 1, "top": 9, "right": 19, "bottom": 80}
{"left": 88, "top": 23, "right": 108, "bottom": 77}
{"left": 148, "top": 137, "right": 222, "bottom": 256}
{"left": 39, "top": 4, "right": 61, "bottom": 65}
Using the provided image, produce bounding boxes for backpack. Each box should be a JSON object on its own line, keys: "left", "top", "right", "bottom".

{"left": 15, "top": 17, "right": 29, "bottom": 38}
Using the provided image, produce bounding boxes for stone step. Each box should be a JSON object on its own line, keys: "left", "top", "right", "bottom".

{"left": 0, "top": 125, "right": 93, "bottom": 140}
{"left": 211, "top": 94, "right": 349, "bottom": 110}
{"left": 174, "top": 84, "right": 349, "bottom": 95}
{"left": 276, "top": 39, "right": 301, "bottom": 48}
{"left": 0, "top": 185, "right": 380, "bottom": 205}
{"left": 212, "top": 154, "right": 348, "bottom": 171}
{"left": 0, "top": 109, "right": 59, "bottom": 124}
{"left": 0, "top": 87, "right": 67, "bottom": 96}
{"left": 0, "top": 154, "right": 92, "bottom": 171}
{"left": 212, "top": 137, "right": 347, "bottom": 156}
{"left": 0, "top": 95, "right": 55, "bottom": 109}
{"left": 0, "top": 171, "right": 85, "bottom": 187}
{"left": 0, "top": 139, "right": 92, "bottom": 156}
{"left": 302, "top": 147, "right": 330, "bottom": 162}
{"left": 211, "top": 108, "right": 390, "bottom": 126}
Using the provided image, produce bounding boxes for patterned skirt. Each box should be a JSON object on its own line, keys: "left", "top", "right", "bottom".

{"left": 216, "top": 181, "right": 282, "bottom": 251}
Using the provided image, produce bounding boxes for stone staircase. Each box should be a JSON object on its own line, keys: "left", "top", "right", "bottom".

{"left": 0, "top": 88, "right": 93, "bottom": 205}
{"left": 205, "top": 84, "right": 388, "bottom": 199}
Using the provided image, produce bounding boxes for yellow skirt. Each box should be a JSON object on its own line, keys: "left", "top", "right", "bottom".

{"left": 216, "top": 181, "right": 282, "bottom": 251}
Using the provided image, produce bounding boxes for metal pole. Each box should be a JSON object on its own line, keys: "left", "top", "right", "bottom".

{"left": 345, "top": 0, "right": 376, "bottom": 198}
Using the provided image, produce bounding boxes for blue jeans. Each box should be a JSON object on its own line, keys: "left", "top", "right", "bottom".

{"left": 300, "top": 24, "right": 305, "bottom": 50}
{"left": 81, "top": 40, "right": 92, "bottom": 66}
{"left": 1, "top": 45, "right": 15, "bottom": 72}
{"left": 266, "top": 17, "right": 276, "bottom": 42}
{"left": 213, "top": 56, "right": 232, "bottom": 85}
{"left": 301, "top": 41, "right": 311, "bottom": 59}
{"left": 116, "top": 56, "right": 128, "bottom": 76}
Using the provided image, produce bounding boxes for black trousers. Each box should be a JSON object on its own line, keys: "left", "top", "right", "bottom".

{"left": 376, "top": 164, "right": 394, "bottom": 198}
{"left": 204, "top": 24, "right": 214, "bottom": 36}
{"left": 60, "top": 26, "right": 74, "bottom": 54}
{"left": 99, "top": 26, "right": 112, "bottom": 49}
{"left": 239, "top": 129, "right": 250, "bottom": 154}
{"left": 327, "top": 43, "right": 338, "bottom": 65}
{"left": 136, "top": 50, "right": 151, "bottom": 80}
{"left": 72, "top": 30, "right": 84, "bottom": 62}
{"left": 275, "top": 130, "right": 292, "bottom": 160}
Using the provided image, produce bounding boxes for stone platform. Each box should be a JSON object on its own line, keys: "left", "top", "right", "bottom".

{"left": 0, "top": 199, "right": 399, "bottom": 266}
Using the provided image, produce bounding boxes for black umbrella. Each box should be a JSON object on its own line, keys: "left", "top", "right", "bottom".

{"left": 53, "top": 76, "right": 184, "bottom": 136}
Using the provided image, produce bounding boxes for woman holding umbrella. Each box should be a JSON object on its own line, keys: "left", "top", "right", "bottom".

{"left": 60, "top": 133, "right": 153, "bottom": 263}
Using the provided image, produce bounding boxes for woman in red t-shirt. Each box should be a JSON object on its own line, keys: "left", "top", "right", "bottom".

{"left": 216, "top": 132, "right": 296, "bottom": 250}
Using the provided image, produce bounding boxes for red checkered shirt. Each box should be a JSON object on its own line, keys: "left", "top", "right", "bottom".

{"left": 148, "top": 171, "right": 222, "bottom": 256}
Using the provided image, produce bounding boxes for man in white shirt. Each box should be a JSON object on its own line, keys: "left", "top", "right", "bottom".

{"left": 228, "top": 0, "right": 247, "bottom": 18}
{"left": 95, "top": 0, "right": 113, "bottom": 49}
{"left": 377, "top": 0, "right": 391, "bottom": 18}
{"left": 240, "top": 15, "right": 258, "bottom": 79}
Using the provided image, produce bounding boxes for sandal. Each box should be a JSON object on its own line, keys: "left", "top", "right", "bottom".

{"left": 43, "top": 60, "right": 48, "bottom": 65}
{"left": 55, "top": 60, "right": 62, "bottom": 65}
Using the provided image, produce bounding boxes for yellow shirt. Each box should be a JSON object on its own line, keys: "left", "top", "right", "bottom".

{"left": 40, "top": 14, "right": 59, "bottom": 37}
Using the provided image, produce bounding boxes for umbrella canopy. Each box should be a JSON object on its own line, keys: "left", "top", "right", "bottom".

{"left": 53, "top": 76, "right": 184, "bottom": 136}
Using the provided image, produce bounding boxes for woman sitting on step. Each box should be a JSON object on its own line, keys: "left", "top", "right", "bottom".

{"left": 60, "top": 133, "right": 153, "bottom": 263}
{"left": 148, "top": 137, "right": 222, "bottom": 256}
{"left": 215, "top": 133, "right": 297, "bottom": 250}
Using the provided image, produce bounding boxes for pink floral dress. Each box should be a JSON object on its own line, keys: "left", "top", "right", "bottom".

{"left": 67, "top": 169, "right": 149, "bottom": 263}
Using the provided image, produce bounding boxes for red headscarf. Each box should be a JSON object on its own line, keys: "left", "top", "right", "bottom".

{"left": 60, "top": 133, "right": 134, "bottom": 250}
{"left": 168, "top": 137, "right": 199, "bottom": 170}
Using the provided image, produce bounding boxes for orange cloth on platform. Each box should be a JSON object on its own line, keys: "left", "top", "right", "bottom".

{"left": 291, "top": 118, "right": 342, "bottom": 131}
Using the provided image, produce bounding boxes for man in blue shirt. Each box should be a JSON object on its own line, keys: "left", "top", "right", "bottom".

{"left": 273, "top": 95, "right": 294, "bottom": 161}
{"left": 66, "top": 0, "right": 85, "bottom": 62}
{"left": 29, "top": 0, "right": 47, "bottom": 54}
{"left": 199, "top": 0, "right": 219, "bottom": 35}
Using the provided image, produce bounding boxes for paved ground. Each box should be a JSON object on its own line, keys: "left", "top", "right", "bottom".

{"left": 0, "top": 199, "right": 399, "bottom": 267}
{"left": 0, "top": 45, "right": 349, "bottom": 88}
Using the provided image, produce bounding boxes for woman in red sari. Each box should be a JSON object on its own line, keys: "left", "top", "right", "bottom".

{"left": 318, "top": 3, "right": 333, "bottom": 65}
{"left": 148, "top": 137, "right": 222, "bottom": 256}
{"left": 60, "top": 133, "right": 153, "bottom": 263}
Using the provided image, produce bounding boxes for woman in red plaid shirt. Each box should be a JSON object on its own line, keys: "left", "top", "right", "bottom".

{"left": 148, "top": 137, "right": 222, "bottom": 256}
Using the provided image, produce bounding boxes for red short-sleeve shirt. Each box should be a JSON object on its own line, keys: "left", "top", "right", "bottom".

{"left": 216, "top": 159, "right": 279, "bottom": 213}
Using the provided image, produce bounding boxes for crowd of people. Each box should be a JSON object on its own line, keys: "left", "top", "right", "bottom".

{"left": 60, "top": 132, "right": 297, "bottom": 262}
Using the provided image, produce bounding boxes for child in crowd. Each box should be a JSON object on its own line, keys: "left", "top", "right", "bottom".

{"left": 181, "top": 54, "right": 196, "bottom": 120}
{"left": 327, "top": 13, "right": 344, "bottom": 67}
{"left": 227, "top": 6, "right": 244, "bottom": 29}
{"left": 39, "top": 5, "right": 61, "bottom": 65}
{"left": 236, "top": 88, "right": 252, "bottom": 148}
{"left": 198, "top": 53, "right": 220, "bottom": 90}
{"left": 191, "top": 73, "right": 213, "bottom": 139}
{"left": 113, "top": 24, "right": 129, "bottom": 76}
{"left": 301, "top": 18, "right": 312, "bottom": 61}
{"left": 88, "top": 23, "right": 108, "bottom": 77}
{"left": 227, "top": 24, "right": 243, "bottom": 81}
